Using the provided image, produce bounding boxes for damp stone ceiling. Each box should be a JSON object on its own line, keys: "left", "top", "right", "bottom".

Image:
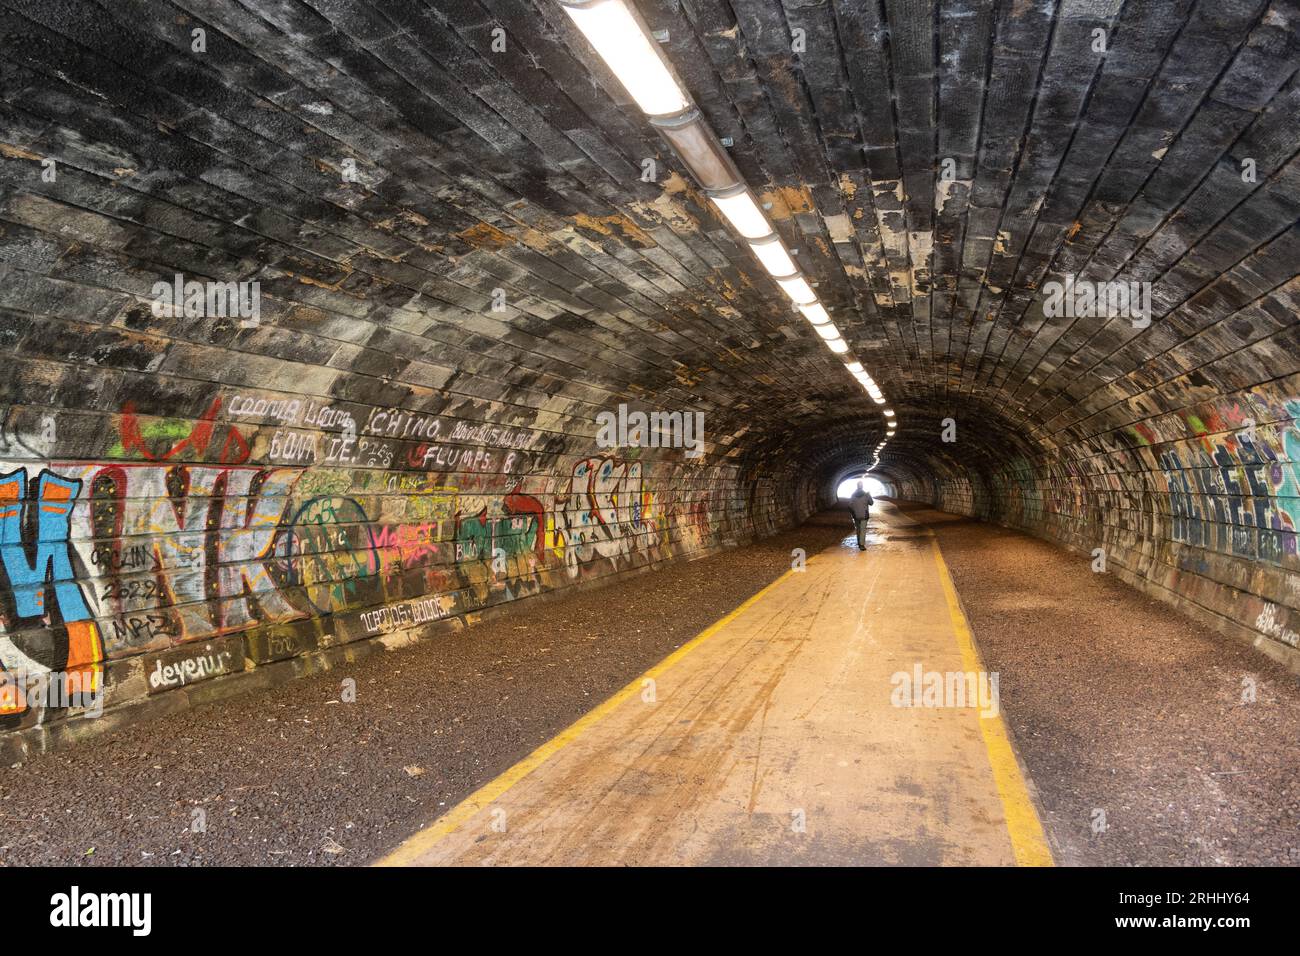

{"left": 0, "top": 0, "right": 1298, "bottom": 748}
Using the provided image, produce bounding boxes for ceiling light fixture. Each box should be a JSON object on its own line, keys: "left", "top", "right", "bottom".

{"left": 563, "top": 0, "right": 896, "bottom": 439}
{"left": 748, "top": 235, "right": 797, "bottom": 276}
{"left": 708, "top": 184, "right": 774, "bottom": 239}
{"left": 800, "top": 303, "right": 831, "bottom": 325}
{"left": 561, "top": 0, "right": 689, "bottom": 116}
{"left": 774, "top": 274, "right": 816, "bottom": 305}
{"left": 649, "top": 109, "right": 740, "bottom": 190}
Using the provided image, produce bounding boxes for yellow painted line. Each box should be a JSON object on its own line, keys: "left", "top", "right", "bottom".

{"left": 374, "top": 562, "right": 806, "bottom": 866}
{"left": 928, "top": 533, "right": 1055, "bottom": 867}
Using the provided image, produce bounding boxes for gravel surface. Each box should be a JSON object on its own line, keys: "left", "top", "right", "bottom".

{"left": 904, "top": 501, "right": 1300, "bottom": 866}
{"left": 5, "top": 503, "right": 1294, "bottom": 867}
{"left": 0, "top": 515, "right": 849, "bottom": 866}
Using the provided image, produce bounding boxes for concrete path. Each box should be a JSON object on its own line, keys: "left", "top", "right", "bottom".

{"left": 377, "top": 504, "right": 1053, "bottom": 866}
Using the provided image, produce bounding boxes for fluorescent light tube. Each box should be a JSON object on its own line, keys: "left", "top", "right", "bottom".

{"left": 562, "top": 1, "right": 689, "bottom": 117}
{"left": 813, "top": 322, "right": 840, "bottom": 340}
{"left": 709, "top": 186, "right": 771, "bottom": 239}
{"left": 799, "top": 303, "right": 830, "bottom": 325}
{"left": 775, "top": 274, "right": 816, "bottom": 305}
{"left": 826, "top": 336, "right": 849, "bottom": 353}
{"left": 748, "top": 236, "right": 796, "bottom": 276}
{"left": 846, "top": 362, "right": 863, "bottom": 373}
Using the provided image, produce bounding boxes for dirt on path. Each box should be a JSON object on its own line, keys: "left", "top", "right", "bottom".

{"left": 0, "top": 515, "right": 849, "bottom": 867}
{"left": 898, "top": 500, "right": 1300, "bottom": 866}
{"left": 3, "top": 501, "right": 1295, "bottom": 867}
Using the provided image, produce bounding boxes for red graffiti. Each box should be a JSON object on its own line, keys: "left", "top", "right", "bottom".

{"left": 504, "top": 487, "right": 547, "bottom": 560}
{"left": 119, "top": 397, "right": 250, "bottom": 464}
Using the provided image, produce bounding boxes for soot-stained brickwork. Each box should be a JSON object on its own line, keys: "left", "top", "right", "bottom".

{"left": 0, "top": 0, "right": 1296, "bottom": 751}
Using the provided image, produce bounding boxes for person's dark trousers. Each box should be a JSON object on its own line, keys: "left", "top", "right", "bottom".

{"left": 854, "top": 515, "right": 868, "bottom": 550}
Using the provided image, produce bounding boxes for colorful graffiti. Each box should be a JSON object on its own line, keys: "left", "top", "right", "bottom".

{"left": 926, "top": 389, "right": 1300, "bottom": 662}
{"left": 0, "top": 387, "right": 753, "bottom": 730}
{"left": 0, "top": 469, "right": 104, "bottom": 717}
{"left": 280, "top": 496, "right": 381, "bottom": 614}
{"left": 555, "top": 456, "right": 653, "bottom": 568}
{"left": 454, "top": 489, "right": 547, "bottom": 602}
{"left": 1133, "top": 395, "right": 1300, "bottom": 563}
{"left": 115, "top": 397, "right": 250, "bottom": 465}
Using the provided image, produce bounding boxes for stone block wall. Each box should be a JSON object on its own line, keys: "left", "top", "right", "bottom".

{"left": 0, "top": 360, "right": 814, "bottom": 755}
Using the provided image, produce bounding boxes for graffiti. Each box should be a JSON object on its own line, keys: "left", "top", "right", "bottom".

{"left": 359, "top": 595, "right": 455, "bottom": 635}
{"left": 116, "top": 397, "right": 250, "bottom": 465}
{"left": 0, "top": 384, "right": 754, "bottom": 730}
{"left": 555, "top": 457, "right": 652, "bottom": 568}
{"left": 1138, "top": 395, "right": 1300, "bottom": 563}
{"left": 110, "top": 613, "right": 178, "bottom": 645}
{"left": 373, "top": 522, "right": 442, "bottom": 573}
{"left": 0, "top": 469, "right": 104, "bottom": 717}
{"left": 147, "top": 642, "right": 240, "bottom": 692}
{"left": 279, "top": 496, "right": 380, "bottom": 614}
{"left": 454, "top": 489, "right": 547, "bottom": 601}
{"left": 1255, "top": 602, "right": 1299, "bottom": 649}
{"left": 80, "top": 463, "right": 304, "bottom": 642}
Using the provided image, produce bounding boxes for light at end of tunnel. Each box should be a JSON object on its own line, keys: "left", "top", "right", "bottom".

{"left": 748, "top": 235, "right": 796, "bottom": 276}
{"left": 774, "top": 274, "right": 817, "bottom": 305}
{"left": 561, "top": 0, "right": 689, "bottom": 117}
{"left": 826, "top": 336, "right": 849, "bottom": 353}
{"left": 837, "top": 475, "right": 888, "bottom": 499}
{"left": 708, "top": 186, "right": 772, "bottom": 239}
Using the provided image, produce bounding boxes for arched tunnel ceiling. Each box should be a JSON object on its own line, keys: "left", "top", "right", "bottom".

{"left": 0, "top": 0, "right": 1297, "bottom": 485}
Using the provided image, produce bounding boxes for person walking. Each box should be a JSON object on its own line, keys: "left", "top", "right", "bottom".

{"left": 847, "top": 481, "right": 874, "bottom": 550}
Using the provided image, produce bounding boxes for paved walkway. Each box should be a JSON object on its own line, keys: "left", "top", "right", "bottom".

{"left": 378, "top": 504, "right": 1053, "bottom": 866}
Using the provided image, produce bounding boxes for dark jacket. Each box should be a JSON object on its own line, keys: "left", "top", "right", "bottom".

{"left": 847, "top": 490, "right": 874, "bottom": 520}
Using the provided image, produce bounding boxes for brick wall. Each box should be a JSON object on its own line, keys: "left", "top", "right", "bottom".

{"left": 0, "top": 366, "right": 815, "bottom": 754}
{"left": 892, "top": 373, "right": 1300, "bottom": 671}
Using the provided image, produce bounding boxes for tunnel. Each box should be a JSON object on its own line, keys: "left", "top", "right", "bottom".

{"left": 0, "top": 0, "right": 1297, "bottom": 889}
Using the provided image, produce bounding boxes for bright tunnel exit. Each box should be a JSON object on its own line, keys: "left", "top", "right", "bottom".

{"left": 836, "top": 475, "right": 889, "bottom": 500}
